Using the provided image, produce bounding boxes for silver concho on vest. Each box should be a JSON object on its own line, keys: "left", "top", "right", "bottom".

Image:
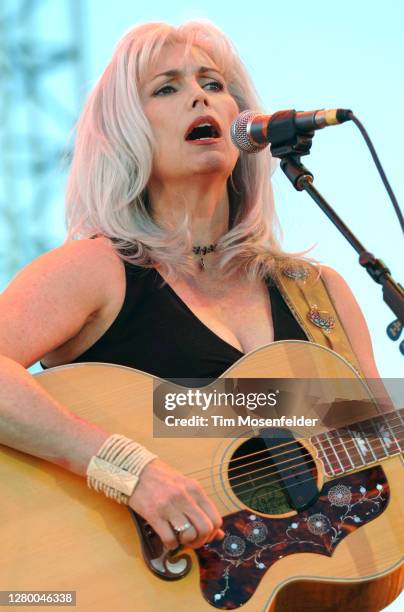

{"left": 307, "top": 304, "right": 336, "bottom": 334}
{"left": 282, "top": 266, "right": 310, "bottom": 281}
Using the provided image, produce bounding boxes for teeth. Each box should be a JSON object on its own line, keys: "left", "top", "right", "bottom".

{"left": 186, "top": 121, "right": 220, "bottom": 141}
{"left": 187, "top": 122, "right": 217, "bottom": 133}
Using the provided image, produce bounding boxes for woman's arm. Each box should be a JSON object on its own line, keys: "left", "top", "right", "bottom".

{"left": 0, "top": 238, "right": 223, "bottom": 549}
{"left": 0, "top": 237, "right": 121, "bottom": 472}
{"left": 320, "top": 265, "right": 380, "bottom": 378}
{"left": 0, "top": 353, "right": 109, "bottom": 473}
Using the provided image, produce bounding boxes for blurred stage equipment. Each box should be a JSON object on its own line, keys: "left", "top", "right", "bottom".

{"left": 0, "top": 0, "right": 87, "bottom": 285}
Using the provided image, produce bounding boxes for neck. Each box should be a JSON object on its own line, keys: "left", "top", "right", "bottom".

{"left": 148, "top": 175, "right": 230, "bottom": 247}
{"left": 311, "top": 407, "right": 403, "bottom": 480}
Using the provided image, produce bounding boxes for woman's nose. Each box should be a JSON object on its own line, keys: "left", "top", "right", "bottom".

{"left": 192, "top": 93, "right": 209, "bottom": 108}
{"left": 191, "top": 88, "right": 209, "bottom": 109}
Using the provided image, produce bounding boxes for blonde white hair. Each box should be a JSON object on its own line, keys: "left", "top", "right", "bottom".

{"left": 65, "top": 20, "right": 290, "bottom": 279}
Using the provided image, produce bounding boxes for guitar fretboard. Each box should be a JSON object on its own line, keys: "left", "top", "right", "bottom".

{"left": 311, "top": 408, "right": 404, "bottom": 478}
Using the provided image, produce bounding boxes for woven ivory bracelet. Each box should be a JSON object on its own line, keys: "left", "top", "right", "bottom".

{"left": 86, "top": 434, "right": 157, "bottom": 505}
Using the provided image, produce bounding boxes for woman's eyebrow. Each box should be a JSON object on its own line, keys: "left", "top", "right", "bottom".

{"left": 150, "top": 65, "right": 223, "bottom": 82}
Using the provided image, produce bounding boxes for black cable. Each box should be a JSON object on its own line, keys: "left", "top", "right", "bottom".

{"left": 348, "top": 111, "right": 404, "bottom": 234}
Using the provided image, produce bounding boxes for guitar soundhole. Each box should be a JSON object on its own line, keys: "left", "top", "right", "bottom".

{"left": 228, "top": 429, "right": 318, "bottom": 515}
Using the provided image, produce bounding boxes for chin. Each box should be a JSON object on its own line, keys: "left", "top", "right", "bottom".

{"left": 192, "top": 152, "right": 233, "bottom": 175}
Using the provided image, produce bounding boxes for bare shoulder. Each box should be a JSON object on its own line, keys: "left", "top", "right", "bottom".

{"left": 0, "top": 237, "right": 125, "bottom": 367}
{"left": 11, "top": 236, "right": 122, "bottom": 279}
{"left": 3, "top": 236, "right": 125, "bottom": 314}
{"left": 319, "top": 265, "right": 380, "bottom": 377}
{"left": 319, "top": 265, "right": 360, "bottom": 307}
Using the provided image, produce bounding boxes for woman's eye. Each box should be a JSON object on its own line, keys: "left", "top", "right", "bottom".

{"left": 154, "top": 80, "right": 224, "bottom": 96}
{"left": 154, "top": 85, "right": 176, "bottom": 96}
{"left": 204, "top": 80, "right": 224, "bottom": 91}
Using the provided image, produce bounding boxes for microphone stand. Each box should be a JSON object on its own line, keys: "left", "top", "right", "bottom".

{"left": 270, "top": 137, "right": 404, "bottom": 326}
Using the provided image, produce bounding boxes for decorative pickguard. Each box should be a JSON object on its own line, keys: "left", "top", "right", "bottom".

{"left": 196, "top": 466, "right": 389, "bottom": 610}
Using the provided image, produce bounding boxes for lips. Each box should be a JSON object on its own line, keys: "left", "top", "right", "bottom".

{"left": 185, "top": 115, "right": 222, "bottom": 141}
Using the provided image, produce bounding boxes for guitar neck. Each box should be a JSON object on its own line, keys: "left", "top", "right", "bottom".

{"left": 311, "top": 407, "right": 404, "bottom": 479}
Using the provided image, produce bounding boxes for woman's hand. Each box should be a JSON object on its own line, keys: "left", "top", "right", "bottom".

{"left": 129, "top": 458, "right": 224, "bottom": 550}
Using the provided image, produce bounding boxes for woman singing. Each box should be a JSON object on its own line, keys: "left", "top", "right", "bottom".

{"left": 0, "top": 21, "right": 379, "bottom": 554}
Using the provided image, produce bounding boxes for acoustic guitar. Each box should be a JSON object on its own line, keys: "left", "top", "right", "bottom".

{"left": 0, "top": 341, "right": 402, "bottom": 611}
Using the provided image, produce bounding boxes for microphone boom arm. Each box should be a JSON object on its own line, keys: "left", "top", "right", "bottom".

{"left": 278, "top": 153, "right": 404, "bottom": 325}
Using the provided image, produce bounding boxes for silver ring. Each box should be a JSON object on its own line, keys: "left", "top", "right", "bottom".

{"left": 172, "top": 522, "right": 192, "bottom": 535}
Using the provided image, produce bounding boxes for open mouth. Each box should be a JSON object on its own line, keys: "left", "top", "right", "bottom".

{"left": 185, "top": 118, "right": 221, "bottom": 141}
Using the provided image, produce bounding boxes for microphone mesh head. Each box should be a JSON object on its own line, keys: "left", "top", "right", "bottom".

{"left": 230, "top": 110, "right": 268, "bottom": 153}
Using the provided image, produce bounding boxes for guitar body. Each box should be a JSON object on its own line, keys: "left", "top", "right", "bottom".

{"left": 0, "top": 342, "right": 402, "bottom": 611}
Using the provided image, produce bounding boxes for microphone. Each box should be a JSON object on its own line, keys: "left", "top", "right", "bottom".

{"left": 231, "top": 108, "right": 352, "bottom": 153}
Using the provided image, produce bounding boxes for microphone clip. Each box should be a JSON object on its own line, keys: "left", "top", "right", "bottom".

{"left": 268, "top": 110, "right": 315, "bottom": 159}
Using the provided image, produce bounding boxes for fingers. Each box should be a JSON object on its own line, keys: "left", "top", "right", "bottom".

{"left": 207, "top": 528, "right": 225, "bottom": 543}
{"left": 147, "top": 517, "right": 224, "bottom": 551}
{"left": 182, "top": 480, "right": 224, "bottom": 547}
{"left": 146, "top": 513, "right": 208, "bottom": 551}
{"left": 194, "top": 483, "right": 223, "bottom": 532}
{"left": 167, "top": 513, "right": 224, "bottom": 550}
{"left": 169, "top": 517, "right": 198, "bottom": 546}
{"left": 128, "top": 461, "right": 224, "bottom": 550}
{"left": 189, "top": 479, "right": 224, "bottom": 542}
{"left": 168, "top": 490, "right": 224, "bottom": 548}
{"left": 150, "top": 519, "right": 179, "bottom": 551}
{"left": 169, "top": 506, "right": 214, "bottom": 549}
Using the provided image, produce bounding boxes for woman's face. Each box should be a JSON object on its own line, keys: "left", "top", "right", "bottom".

{"left": 140, "top": 42, "right": 240, "bottom": 187}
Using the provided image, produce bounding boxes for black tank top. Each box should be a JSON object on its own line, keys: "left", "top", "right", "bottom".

{"left": 42, "top": 264, "right": 307, "bottom": 379}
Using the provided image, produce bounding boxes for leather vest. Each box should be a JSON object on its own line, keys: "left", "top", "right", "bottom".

{"left": 273, "top": 260, "right": 364, "bottom": 377}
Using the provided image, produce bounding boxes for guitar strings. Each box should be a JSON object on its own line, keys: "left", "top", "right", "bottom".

{"left": 183, "top": 407, "right": 404, "bottom": 478}
{"left": 202, "top": 454, "right": 390, "bottom": 511}
{"left": 184, "top": 420, "right": 403, "bottom": 502}
{"left": 199, "top": 432, "right": 401, "bottom": 508}
{"left": 194, "top": 419, "right": 403, "bottom": 491}
{"left": 190, "top": 413, "right": 404, "bottom": 484}
{"left": 203, "top": 426, "right": 403, "bottom": 498}
{"left": 222, "top": 424, "right": 403, "bottom": 494}
{"left": 182, "top": 412, "right": 404, "bottom": 481}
